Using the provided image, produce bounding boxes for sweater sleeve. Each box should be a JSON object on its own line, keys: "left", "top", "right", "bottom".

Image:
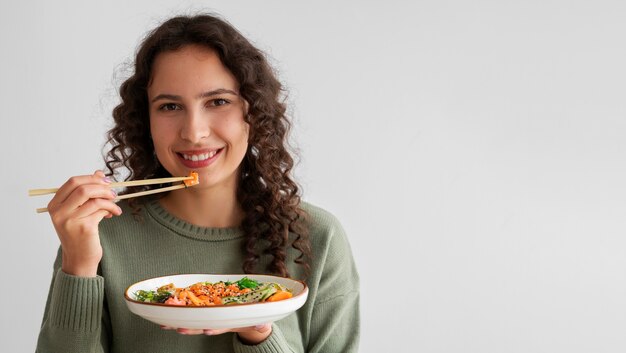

{"left": 36, "top": 250, "right": 110, "bottom": 353}
{"left": 306, "top": 210, "right": 361, "bottom": 353}
{"left": 308, "top": 290, "right": 360, "bottom": 353}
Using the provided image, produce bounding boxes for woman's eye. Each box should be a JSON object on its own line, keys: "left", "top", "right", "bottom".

{"left": 159, "top": 103, "right": 180, "bottom": 111}
{"left": 210, "top": 98, "right": 229, "bottom": 107}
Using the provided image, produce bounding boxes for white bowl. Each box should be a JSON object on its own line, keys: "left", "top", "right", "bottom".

{"left": 124, "top": 274, "right": 308, "bottom": 329}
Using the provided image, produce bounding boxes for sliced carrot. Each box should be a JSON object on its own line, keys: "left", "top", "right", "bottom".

{"left": 186, "top": 291, "right": 202, "bottom": 306}
{"left": 266, "top": 290, "right": 292, "bottom": 302}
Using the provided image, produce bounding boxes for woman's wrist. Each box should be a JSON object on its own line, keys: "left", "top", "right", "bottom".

{"left": 236, "top": 325, "right": 272, "bottom": 345}
{"left": 61, "top": 257, "right": 99, "bottom": 277}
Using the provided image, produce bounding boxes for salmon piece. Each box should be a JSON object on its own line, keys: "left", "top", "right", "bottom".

{"left": 184, "top": 171, "right": 199, "bottom": 187}
{"left": 164, "top": 297, "right": 186, "bottom": 306}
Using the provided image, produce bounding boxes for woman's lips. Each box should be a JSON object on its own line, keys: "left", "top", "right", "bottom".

{"left": 177, "top": 148, "right": 223, "bottom": 168}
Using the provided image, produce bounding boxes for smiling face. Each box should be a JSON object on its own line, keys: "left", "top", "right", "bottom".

{"left": 148, "top": 45, "right": 249, "bottom": 191}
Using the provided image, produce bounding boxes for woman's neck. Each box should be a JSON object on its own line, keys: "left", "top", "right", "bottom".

{"left": 158, "top": 183, "right": 244, "bottom": 228}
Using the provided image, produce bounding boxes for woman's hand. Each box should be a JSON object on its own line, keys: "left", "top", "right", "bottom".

{"left": 161, "top": 324, "right": 272, "bottom": 345}
{"left": 47, "top": 170, "right": 122, "bottom": 277}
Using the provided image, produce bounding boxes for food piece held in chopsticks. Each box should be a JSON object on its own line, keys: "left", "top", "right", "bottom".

{"left": 183, "top": 171, "right": 199, "bottom": 188}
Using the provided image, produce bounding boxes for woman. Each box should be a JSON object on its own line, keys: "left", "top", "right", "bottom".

{"left": 36, "top": 14, "right": 359, "bottom": 353}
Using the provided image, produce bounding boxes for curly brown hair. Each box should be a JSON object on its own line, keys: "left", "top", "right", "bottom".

{"left": 104, "top": 14, "right": 311, "bottom": 278}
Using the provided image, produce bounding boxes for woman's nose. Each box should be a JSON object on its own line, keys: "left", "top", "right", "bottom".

{"left": 179, "top": 108, "right": 210, "bottom": 143}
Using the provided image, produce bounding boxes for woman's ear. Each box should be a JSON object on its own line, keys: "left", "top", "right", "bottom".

{"left": 242, "top": 99, "right": 250, "bottom": 117}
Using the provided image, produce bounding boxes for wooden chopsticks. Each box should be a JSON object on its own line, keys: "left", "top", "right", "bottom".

{"left": 29, "top": 173, "right": 199, "bottom": 214}
{"left": 28, "top": 176, "right": 194, "bottom": 196}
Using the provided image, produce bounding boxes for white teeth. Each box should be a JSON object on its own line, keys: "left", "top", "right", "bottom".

{"left": 182, "top": 150, "right": 219, "bottom": 162}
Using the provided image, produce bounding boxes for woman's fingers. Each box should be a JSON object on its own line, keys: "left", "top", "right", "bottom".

{"left": 55, "top": 184, "right": 116, "bottom": 216}
{"left": 87, "top": 208, "right": 119, "bottom": 224}
{"left": 205, "top": 323, "right": 271, "bottom": 335}
{"left": 171, "top": 323, "right": 271, "bottom": 336}
{"left": 202, "top": 328, "right": 229, "bottom": 335}
{"left": 176, "top": 328, "right": 204, "bottom": 335}
{"left": 49, "top": 171, "right": 111, "bottom": 208}
{"left": 73, "top": 198, "right": 122, "bottom": 220}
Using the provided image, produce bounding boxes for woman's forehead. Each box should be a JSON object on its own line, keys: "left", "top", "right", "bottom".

{"left": 148, "top": 45, "right": 238, "bottom": 94}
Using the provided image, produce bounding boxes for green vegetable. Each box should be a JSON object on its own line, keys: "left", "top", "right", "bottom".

{"left": 236, "top": 277, "right": 260, "bottom": 290}
{"left": 134, "top": 289, "right": 172, "bottom": 303}
{"left": 222, "top": 284, "right": 277, "bottom": 305}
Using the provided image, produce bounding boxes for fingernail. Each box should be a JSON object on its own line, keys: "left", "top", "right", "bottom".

{"left": 103, "top": 177, "right": 112, "bottom": 183}
{"left": 204, "top": 329, "right": 216, "bottom": 335}
{"left": 111, "top": 189, "right": 117, "bottom": 197}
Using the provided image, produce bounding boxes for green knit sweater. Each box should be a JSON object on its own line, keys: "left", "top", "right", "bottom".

{"left": 36, "top": 200, "right": 359, "bottom": 353}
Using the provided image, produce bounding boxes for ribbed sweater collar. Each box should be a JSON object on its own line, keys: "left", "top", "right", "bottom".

{"left": 144, "top": 200, "right": 245, "bottom": 242}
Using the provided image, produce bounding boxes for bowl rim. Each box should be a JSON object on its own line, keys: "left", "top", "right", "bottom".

{"left": 124, "top": 273, "right": 308, "bottom": 309}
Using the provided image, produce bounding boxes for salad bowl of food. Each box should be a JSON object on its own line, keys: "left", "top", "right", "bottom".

{"left": 124, "top": 274, "right": 308, "bottom": 329}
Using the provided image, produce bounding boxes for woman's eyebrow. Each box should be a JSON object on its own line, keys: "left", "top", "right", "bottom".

{"left": 196, "top": 88, "right": 239, "bottom": 99}
{"left": 151, "top": 88, "right": 239, "bottom": 103}
{"left": 151, "top": 93, "right": 181, "bottom": 103}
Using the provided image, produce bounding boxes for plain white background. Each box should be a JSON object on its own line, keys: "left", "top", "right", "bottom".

{"left": 1, "top": 1, "right": 625, "bottom": 352}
